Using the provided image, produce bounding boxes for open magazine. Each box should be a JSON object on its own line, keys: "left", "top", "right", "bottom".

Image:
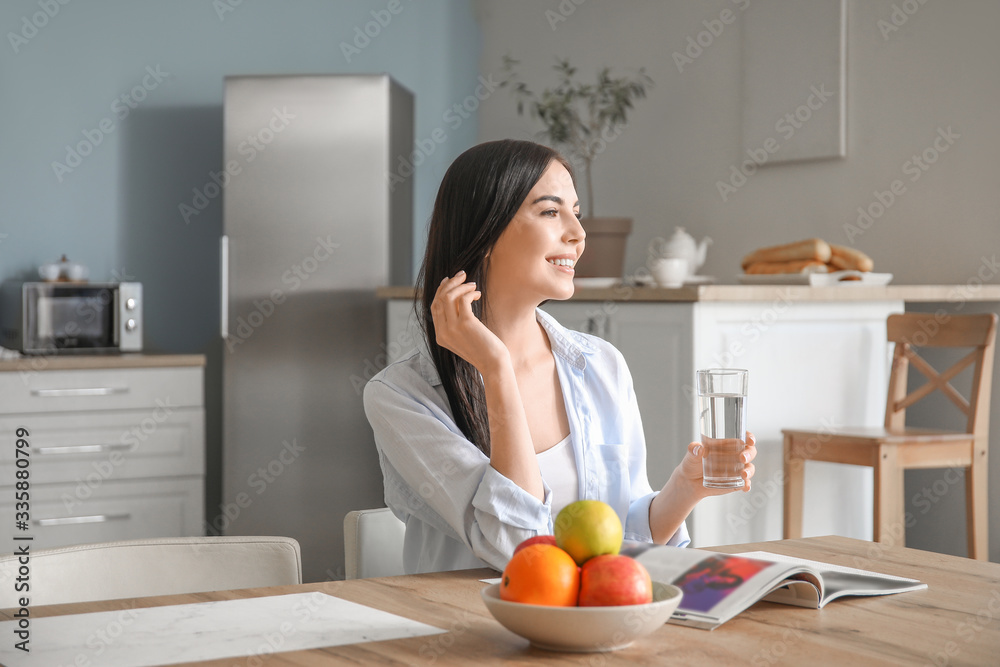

{"left": 620, "top": 543, "right": 927, "bottom": 630}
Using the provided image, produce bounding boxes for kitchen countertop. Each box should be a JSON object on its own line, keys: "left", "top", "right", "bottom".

{"left": 0, "top": 353, "right": 206, "bottom": 373}
{"left": 377, "top": 283, "right": 1000, "bottom": 303}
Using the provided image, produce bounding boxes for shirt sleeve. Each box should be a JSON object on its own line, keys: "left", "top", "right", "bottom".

{"left": 615, "top": 349, "right": 691, "bottom": 548}
{"left": 364, "top": 376, "right": 553, "bottom": 571}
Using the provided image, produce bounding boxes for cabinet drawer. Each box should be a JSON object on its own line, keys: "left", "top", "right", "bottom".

{"left": 0, "top": 367, "right": 203, "bottom": 415}
{"left": 0, "top": 477, "right": 204, "bottom": 552}
{"left": 0, "top": 409, "right": 204, "bottom": 484}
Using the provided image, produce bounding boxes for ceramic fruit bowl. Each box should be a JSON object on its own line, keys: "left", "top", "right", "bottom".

{"left": 480, "top": 581, "right": 682, "bottom": 652}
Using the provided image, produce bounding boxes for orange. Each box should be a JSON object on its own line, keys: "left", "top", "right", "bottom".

{"left": 554, "top": 500, "right": 623, "bottom": 566}
{"left": 499, "top": 544, "right": 580, "bottom": 606}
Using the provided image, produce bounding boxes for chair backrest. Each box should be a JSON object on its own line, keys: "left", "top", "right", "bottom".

{"left": 343, "top": 508, "right": 405, "bottom": 579}
{"left": 0, "top": 536, "right": 301, "bottom": 608}
{"left": 885, "top": 313, "right": 998, "bottom": 434}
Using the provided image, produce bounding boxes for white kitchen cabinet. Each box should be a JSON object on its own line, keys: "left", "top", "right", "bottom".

{"left": 0, "top": 356, "right": 205, "bottom": 551}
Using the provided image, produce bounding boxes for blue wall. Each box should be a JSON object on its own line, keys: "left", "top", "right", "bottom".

{"left": 0, "top": 0, "right": 479, "bottom": 285}
{"left": 0, "top": 0, "right": 481, "bottom": 519}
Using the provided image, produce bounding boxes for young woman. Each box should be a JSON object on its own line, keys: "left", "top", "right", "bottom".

{"left": 364, "top": 139, "right": 756, "bottom": 574}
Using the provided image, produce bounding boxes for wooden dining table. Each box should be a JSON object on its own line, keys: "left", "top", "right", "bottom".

{"left": 3, "top": 535, "right": 999, "bottom": 666}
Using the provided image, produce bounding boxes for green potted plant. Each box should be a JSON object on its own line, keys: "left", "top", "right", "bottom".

{"left": 499, "top": 57, "right": 652, "bottom": 278}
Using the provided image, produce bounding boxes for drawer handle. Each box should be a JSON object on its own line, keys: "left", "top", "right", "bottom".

{"left": 34, "top": 513, "right": 131, "bottom": 526}
{"left": 35, "top": 443, "right": 135, "bottom": 455}
{"left": 31, "top": 387, "right": 129, "bottom": 397}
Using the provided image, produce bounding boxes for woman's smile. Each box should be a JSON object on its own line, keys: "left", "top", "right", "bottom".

{"left": 546, "top": 256, "right": 576, "bottom": 273}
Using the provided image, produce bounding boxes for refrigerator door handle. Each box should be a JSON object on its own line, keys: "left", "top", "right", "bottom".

{"left": 220, "top": 235, "right": 229, "bottom": 339}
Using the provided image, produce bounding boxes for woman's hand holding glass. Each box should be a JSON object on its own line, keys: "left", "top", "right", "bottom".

{"left": 677, "top": 431, "right": 757, "bottom": 496}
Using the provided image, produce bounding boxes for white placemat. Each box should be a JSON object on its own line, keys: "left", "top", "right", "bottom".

{"left": 0, "top": 592, "right": 445, "bottom": 667}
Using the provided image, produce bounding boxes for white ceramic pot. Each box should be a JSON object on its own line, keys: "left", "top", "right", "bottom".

{"left": 651, "top": 257, "right": 688, "bottom": 287}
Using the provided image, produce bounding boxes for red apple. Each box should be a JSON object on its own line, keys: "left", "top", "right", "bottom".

{"left": 512, "top": 534, "right": 558, "bottom": 556}
{"left": 578, "top": 554, "right": 653, "bottom": 606}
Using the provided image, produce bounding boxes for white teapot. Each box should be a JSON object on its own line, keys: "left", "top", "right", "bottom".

{"left": 648, "top": 227, "right": 712, "bottom": 277}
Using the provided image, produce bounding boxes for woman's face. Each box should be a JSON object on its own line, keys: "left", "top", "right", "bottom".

{"left": 485, "top": 160, "right": 585, "bottom": 305}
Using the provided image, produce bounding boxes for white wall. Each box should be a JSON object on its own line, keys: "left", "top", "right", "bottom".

{"left": 476, "top": 0, "right": 999, "bottom": 283}
{"left": 476, "top": 0, "right": 1000, "bottom": 559}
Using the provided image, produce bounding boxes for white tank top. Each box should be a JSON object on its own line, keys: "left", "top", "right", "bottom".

{"left": 536, "top": 434, "right": 579, "bottom": 519}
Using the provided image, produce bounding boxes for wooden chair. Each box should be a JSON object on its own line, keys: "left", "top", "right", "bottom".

{"left": 782, "top": 312, "right": 997, "bottom": 560}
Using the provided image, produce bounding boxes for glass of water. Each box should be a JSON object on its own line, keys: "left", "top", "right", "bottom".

{"left": 696, "top": 369, "right": 748, "bottom": 489}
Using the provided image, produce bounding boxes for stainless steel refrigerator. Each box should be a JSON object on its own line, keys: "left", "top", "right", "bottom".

{"left": 220, "top": 75, "right": 413, "bottom": 582}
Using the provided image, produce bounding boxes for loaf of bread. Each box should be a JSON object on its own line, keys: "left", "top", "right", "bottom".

{"left": 744, "top": 260, "right": 829, "bottom": 275}
{"left": 741, "top": 239, "right": 832, "bottom": 270}
{"left": 829, "top": 244, "right": 874, "bottom": 272}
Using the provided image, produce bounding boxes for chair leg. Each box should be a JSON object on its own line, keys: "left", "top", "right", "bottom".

{"left": 783, "top": 433, "right": 805, "bottom": 539}
{"left": 874, "top": 445, "right": 904, "bottom": 545}
{"left": 966, "top": 442, "right": 989, "bottom": 561}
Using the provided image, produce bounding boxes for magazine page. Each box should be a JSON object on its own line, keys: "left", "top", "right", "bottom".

{"left": 625, "top": 544, "right": 813, "bottom": 630}
{"left": 736, "top": 551, "right": 927, "bottom": 606}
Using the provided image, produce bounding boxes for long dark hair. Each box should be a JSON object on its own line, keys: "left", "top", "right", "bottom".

{"left": 416, "top": 139, "right": 572, "bottom": 456}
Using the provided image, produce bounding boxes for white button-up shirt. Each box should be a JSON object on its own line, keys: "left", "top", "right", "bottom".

{"left": 363, "top": 308, "right": 690, "bottom": 574}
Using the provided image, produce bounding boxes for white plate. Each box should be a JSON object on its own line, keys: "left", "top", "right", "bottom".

{"left": 737, "top": 271, "right": 893, "bottom": 286}
{"left": 574, "top": 277, "right": 620, "bottom": 288}
{"left": 480, "top": 582, "right": 682, "bottom": 652}
{"left": 632, "top": 275, "right": 715, "bottom": 287}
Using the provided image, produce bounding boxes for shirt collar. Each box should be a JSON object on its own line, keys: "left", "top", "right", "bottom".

{"left": 417, "top": 348, "right": 442, "bottom": 387}
{"left": 535, "top": 307, "right": 593, "bottom": 371}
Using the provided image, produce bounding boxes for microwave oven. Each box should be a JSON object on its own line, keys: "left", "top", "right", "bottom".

{"left": 0, "top": 282, "right": 142, "bottom": 354}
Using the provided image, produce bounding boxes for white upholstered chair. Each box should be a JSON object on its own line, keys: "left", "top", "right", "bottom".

{"left": 0, "top": 535, "right": 301, "bottom": 608}
{"left": 343, "top": 507, "right": 406, "bottom": 579}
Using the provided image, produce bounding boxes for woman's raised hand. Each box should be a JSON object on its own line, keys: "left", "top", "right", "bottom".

{"left": 430, "top": 271, "right": 509, "bottom": 374}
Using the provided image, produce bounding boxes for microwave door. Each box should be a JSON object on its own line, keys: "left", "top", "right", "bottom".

{"left": 27, "top": 286, "right": 117, "bottom": 352}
